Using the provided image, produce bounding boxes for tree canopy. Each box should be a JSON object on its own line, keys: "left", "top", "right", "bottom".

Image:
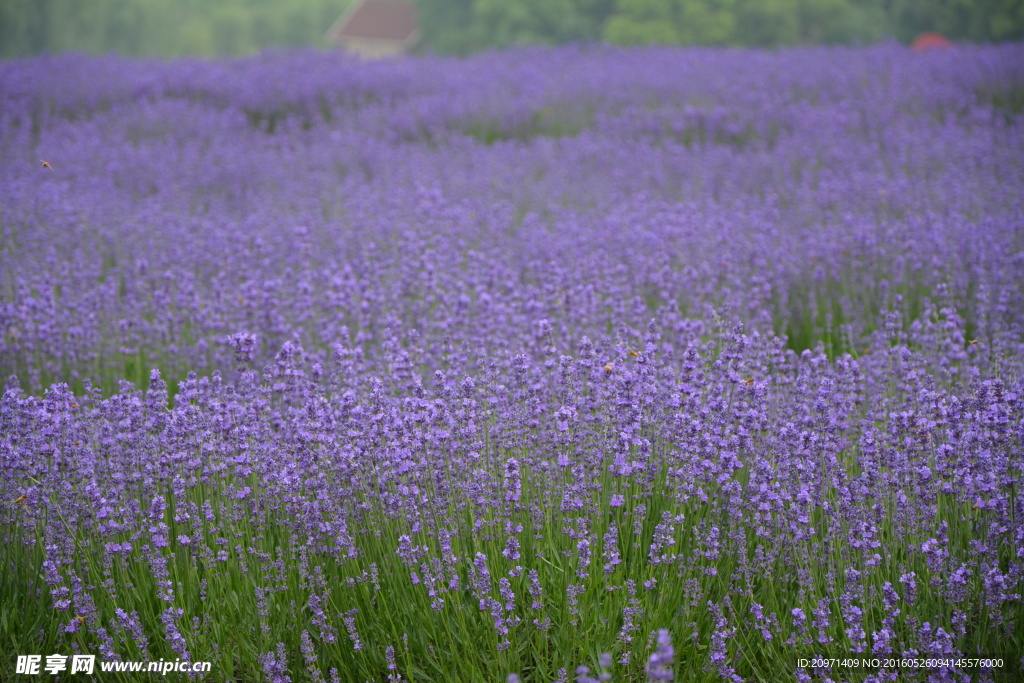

{"left": 1, "top": 0, "right": 1021, "bottom": 59}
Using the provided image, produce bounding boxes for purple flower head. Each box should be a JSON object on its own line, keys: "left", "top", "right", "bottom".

{"left": 504, "top": 457, "right": 522, "bottom": 503}
{"left": 471, "top": 553, "right": 492, "bottom": 600}
{"left": 576, "top": 539, "right": 591, "bottom": 579}
{"left": 646, "top": 629, "right": 674, "bottom": 681}
{"left": 385, "top": 645, "right": 402, "bottom": 683}
{"left": 228, "top": 332, "right": 257, "bottom": 364}
{"left": 502, "top": 535, "right": 521, "bottom": 562}
{"left": 342, "top": 609, "right": 362, "bottom": 651}
{"left": 259, "top": 643, "right": 291, "bottom": 683}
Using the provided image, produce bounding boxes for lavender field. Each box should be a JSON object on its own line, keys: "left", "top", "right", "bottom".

{"left": 2, "top": 44, "right": 1024, "bottom": 682}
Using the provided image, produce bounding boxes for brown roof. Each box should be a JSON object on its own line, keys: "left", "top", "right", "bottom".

{"left": 331, "top": 0, "right": 419, "bottom": 43}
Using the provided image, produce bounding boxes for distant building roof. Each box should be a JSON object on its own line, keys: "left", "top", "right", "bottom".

{"left": 911, "top": 32, "right": 952, "bottom": 51}
{"left": 328, "top": 0, "right": 419, "bottom": 44}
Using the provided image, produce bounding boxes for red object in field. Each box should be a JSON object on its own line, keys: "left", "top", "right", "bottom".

{"left": 911, "top": 33, "right": 952, "bottom": 52}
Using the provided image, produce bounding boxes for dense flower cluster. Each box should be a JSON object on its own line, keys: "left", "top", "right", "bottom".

{"left": 1, "top": 43, "right": 1023, "bottom": 681}
{"left": 2, "top": 44, "right": 1023, "bottom": 392}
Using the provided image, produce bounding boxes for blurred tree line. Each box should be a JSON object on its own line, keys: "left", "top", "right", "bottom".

{"left": 0, "top": 0, "right": 343, "bottom": 58}
{"left": 2, "top": 0, "right": 1022, "bottom": 59}
{"left": 423, "top": 0, "right": 1024, "bottom": 52}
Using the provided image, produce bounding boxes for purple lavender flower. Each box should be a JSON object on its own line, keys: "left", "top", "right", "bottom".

{"left": 342, "top": 609, "right": 362, "bottom": 651}
{"left": 504, "top": 457, "right": 522, "bottom": 503}
{"left": 300, "top": 631, "right": 327, "bottom": 683}
{"left": 259, "top": 643, "right": 291, "bottom": 683}
{"left": 386, "top": 645, "right": 402, "bottom": 683}
{"left": 646, "top": 629, "right": 674, "bottom": 681}
{"left": 471, "top": 552, "right": 492, "bottom": 601}
{"left": 159, "top": 607, "right": 191, "bottom": 662}
{"left": 576, "top": 539, "right": 591, "bottom": 579}
{"left": 503, "top": 535, "right": 521, "bottom": 562}
{"left": 566, "top": 584, "right": 585, "bottom": 626}
{"left": 603, "top": 524, "right": 622, "bottom": 575}
{"left": 528, "top": 569, "right": 544, "bottom": 611}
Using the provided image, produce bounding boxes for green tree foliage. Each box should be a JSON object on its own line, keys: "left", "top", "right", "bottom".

{"left": 886, "top": 0, "right": 1024, "bottom": 43}
{"left": 415, "top": 0, "right": 478, "bottom": 54}
{"left": 473, "top": 0, "right": 588, "bottom": 46}
{"left": 0, "top": 0, "right": 345, "bottom": 59}
{"left": 0, "top": 0, "right": 1021, "bottom": 59}
{"left": 602, "top": 0, "right": 894, "bottom": 47}
{"left": 417, "top": 0, "right": 615, "bottom": 53}
{"left": 604, "top": 0, "right": 739, "bottom": 46}
{"left": 421, "top": 0, "right": 1022, "bottom": 52}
